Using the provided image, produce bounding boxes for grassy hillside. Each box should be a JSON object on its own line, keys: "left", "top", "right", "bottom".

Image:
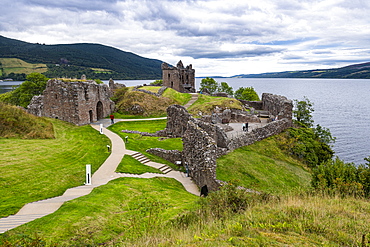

{"left": 0, "top": 58, "right": 47, "bottom": 75}
{"left": 113, "top": 87, "right": 192, "bottom": 117}
{"left": 217, "top": 135, "right": 311, "bottom": 195}
{"left": 0, "top": 102, "right": 54, "bottom": 139}
{"left": 0, "top": 35, "right": 163, "bottom": 80}
{"left": 0, "top": 118, "right": 110, "bottom": 218}
{"left": 235, "top": 61, "right": 370, "bottom": 79}
{"left": 188, "top": 94, "right": 244, "bottom": 116}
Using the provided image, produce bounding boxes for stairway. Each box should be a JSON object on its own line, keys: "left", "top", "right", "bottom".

{"left": 130, "top": 152, "right": 173, "bottom": 174}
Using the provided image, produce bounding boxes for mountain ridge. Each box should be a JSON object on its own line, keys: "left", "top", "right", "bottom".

{"left": 0, "top": 35, "right": 163, "bottom": 80}
{"left": 232, "top": 61, "right": 370, "bottom": 79}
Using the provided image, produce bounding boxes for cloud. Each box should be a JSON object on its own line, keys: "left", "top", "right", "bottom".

{"left": 0, "top": 0, "right": 370, "bottom": 76}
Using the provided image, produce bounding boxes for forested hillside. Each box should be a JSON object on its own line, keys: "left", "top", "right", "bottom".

{"left": 0, "top": 35, "right": 163, "bottom": 80}
{"left": 233, "top": 61, "right": 370, "bottom": 79}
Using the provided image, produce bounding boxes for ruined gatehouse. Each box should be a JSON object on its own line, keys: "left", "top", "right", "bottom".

{"left": 27, "top": 79, "right": 114, "bottom": 126}
{"left": 162, "top": 60, "right": 195, "bottom": 93}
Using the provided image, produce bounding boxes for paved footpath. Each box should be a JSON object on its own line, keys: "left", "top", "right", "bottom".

{"left": 0, "top": 123, "right": 199, "bottom": 234}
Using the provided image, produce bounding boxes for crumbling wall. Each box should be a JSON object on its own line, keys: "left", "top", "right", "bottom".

{"left": 27, "top": 79, "right": 114, "bottom": 125}
{"left": 262, "top": 93, "right": 293, "bottom": 121}
{"left": 146, "top": 148, "right": 182, "bottom": 164}
{"left": 182, "top": 121, "right": 221, "bottom": 191}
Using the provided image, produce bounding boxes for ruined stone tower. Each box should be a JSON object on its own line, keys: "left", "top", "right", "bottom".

{"left": 162, "top": 60, "right": 195, "bottom": 93}
{"left": 27, "top": 79, "right": 114, "bottom": 125}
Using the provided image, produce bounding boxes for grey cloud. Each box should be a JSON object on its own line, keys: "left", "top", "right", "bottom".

{"left": 177, "top": 46, "right": 284, "bottom": 59}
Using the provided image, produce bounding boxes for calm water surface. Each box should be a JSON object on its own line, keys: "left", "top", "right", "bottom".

{"left": 2, "top": 78, "right": 369, "bottom": 165}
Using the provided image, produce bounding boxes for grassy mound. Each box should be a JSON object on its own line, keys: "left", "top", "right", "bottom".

{"left": 0, "top": 119, "right": 110, "bottom": 218}
{"left": 0, "top": 102, "right": 54, "bottom": 139}
{"left": 112, "top": 87, "right": 193, "bottom": 117}
{"left": 217, "top": 134, "right": 311, "bottom": 195}
{"left": 188, "top": 94, "right": 244, "bottom": 116}
{"left": 115, "top": 90, "right": 176, "bottom": 117}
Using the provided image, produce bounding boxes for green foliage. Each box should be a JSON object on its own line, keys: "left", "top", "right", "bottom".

{"left": 5, "top": 73, "right": 49, "bottom": 108}
{"left": 234, "top": 86, "right": 260, "bottom": 101}
{"left": 150, "top": 79, "right": 163, "bottom": 85}
{"left": 312, "top": 157, "right": 370, "bottom": 197}
{"left": 94, "top": 79, "right": 103, "bottom": 84}
{"left": 314, "top": 124, "right": 336, "bottom": 145}
{"left": 278, "top": 127, "right": 334, "bottom": 168}
{"left": 200, "top": 77, "right": 219, "bottom": 94}
{"left": 218, "top": 81, "right": 234, "bottom": 96}
{"left": 293, "top": 96, "right": 314, "bottom": 128}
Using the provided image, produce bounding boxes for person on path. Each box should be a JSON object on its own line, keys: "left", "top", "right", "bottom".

{"left": 110, "top": 114, "right": 114, "bottom": 124}
{"left": 245, "top": 122, "right": 249, "bottom": 132}
{"left": 242, "top": 123, "right": 246, "bottom": 131}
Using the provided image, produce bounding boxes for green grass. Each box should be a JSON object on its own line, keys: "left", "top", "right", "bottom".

{"left": 216, "top": 135, "right": 311, "bottom": 195}
{"left": 161, "top": 88, "right": 193, "bottom": 105}
{"left": 0, "top": 102, "right": 54, "bottom": 139}
{"left": 108, "top": 120, "right": 183, "bottom": 169}
{"left": 0, "top": 58, "right": 47, "bottom": 75}
{"left": 140, "top": 86, "right": 161, "bottom": 93}
{"left": 0, "top": 177, "right": 198, "bottom": 246}
{"left": 188, "top": 94, "right": 243, "bottom": 116}
{"left": 116, "top": 155, "right": 162, "bottom": 174}
{"left": 0, "top": 119, "right": 110, "bottom": 218}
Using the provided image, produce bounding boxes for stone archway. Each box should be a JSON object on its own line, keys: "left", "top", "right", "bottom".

{"left": 96, "top": 101, "right": 104, "bottom": 120}
{"left": 89, "top": 110, "right": 93, "bottom": 123}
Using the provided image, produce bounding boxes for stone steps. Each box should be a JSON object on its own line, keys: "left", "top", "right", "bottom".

{"left": 0, "top": 214, "right": 47, "bottom": 233}
{"left": 130, "top": 152, "right": 173, "bottom": 174}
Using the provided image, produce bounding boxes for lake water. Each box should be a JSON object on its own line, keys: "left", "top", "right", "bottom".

{"left": 2, "top": 78, "right": 369, "bottom": 165}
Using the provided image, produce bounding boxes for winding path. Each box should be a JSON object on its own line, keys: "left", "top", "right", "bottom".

{"left": 0, "top": 121, "right": 199, "bottom": 234}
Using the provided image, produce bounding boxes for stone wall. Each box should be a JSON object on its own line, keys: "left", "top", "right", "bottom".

{"left": 262, "top": 93, "right": 293, "bottom": 121}
{"left": 163, "top": 95, "right": 293, "bottom": 192}
{"left": 162, "top": 61, "right": 195, "bottom": 93}
{"left": 182, "top": 121, "right": 221, "bottom": 191}
{"left": 146, "top": 148, "right": 182, "bottom": 164}
{"left": 227, "top": 118, "right": 291, "bottom": 151}
{"left": 27, "top": 79, "right": 114, "bottom": 125}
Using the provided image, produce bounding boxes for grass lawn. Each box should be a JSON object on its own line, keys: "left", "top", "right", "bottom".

{"left": 0, "top": 119, "right": 110, "bottom": 218}
{"left": 1, "top": 177, "right": 198, "bottom": 246}
{"left": 216, "top": 135, "right": 311, "bottom": 195}
{"left": 116, "top": 155, "right": 162, "bottom": 174}
{"left": 108, "top": 120, "right": 183, "bottom": 169}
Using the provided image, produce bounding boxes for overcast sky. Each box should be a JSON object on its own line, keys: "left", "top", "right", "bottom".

{"left": 1, "top": 0, "right": 370, "bottom": 77}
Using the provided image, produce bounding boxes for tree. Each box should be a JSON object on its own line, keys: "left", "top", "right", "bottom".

{"left": 218, "top": 82, "right": 234, "bottom": 96}
{"left": 9, "top": 73, "right": 49, "bottom": 108}
{"left": 293, "top": 96, "right": 314, "bottom": 128}
{"left": 234, "top": 87, "right": 260, "bottom": 101}
{"left": 200, "top": 77, "right": 219, "bottom": 94}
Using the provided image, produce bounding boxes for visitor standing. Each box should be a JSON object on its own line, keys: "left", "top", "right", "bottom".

{"left": 110, "top": 114, "right": 114, "bottom": 124}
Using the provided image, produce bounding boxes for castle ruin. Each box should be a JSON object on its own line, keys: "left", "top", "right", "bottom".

{"left": 162, "top": 60, "right": 195, "bottom": 93}
{"left": 27, "top": 79, "right": 114, "bottom": 126}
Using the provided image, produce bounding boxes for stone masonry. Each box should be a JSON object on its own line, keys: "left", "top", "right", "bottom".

{"left": 162, "top": 60, "right": 195, "bottom": 93}
{"left": 27, "top": 79, "right": 115, "bottom": 125}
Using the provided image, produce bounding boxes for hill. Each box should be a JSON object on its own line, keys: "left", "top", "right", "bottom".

{"left": 0, "top": 35, "right": 163, "bottom": 80}
{"left": 0, "top": 102, "right": 54, "bottom": 139}
{"left": 233, "top": 61, "right": 370, "bottom": 79}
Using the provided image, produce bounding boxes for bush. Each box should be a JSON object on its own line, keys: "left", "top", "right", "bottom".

{"left": 278, "top": 127, "right": 334, "bottom": 168}
{"left": 312, "top": 157, "right": 370, "bottom": 197}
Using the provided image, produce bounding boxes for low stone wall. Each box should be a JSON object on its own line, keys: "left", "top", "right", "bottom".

{"left": 133, "top": 86, "right": 168, "bottom": 97}
{"left": 120, "top": 129, "right": 167, "bottom": 137}
{"left": 227, "top": 118, "right": 291, "bottom": 151}
{"left": 146, "top": 148, "right": 182, "bottom": 164}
